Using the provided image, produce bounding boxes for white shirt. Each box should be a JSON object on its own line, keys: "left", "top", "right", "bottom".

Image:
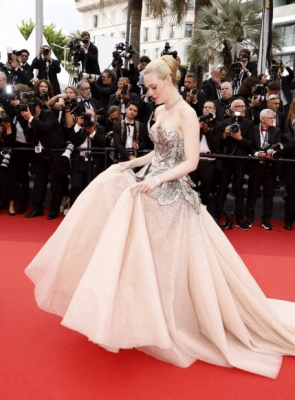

{"left": 125, "top": 119, "right": 134, "bottom": 148}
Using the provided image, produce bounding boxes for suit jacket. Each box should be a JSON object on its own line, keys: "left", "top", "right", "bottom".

{"left": 279, "top": 131, "right": 295, "bottom": 183}
{"left": 241, "top": 61, "right": 258, "bottom": 82}
{"left": 219, "top": 116, "right": 254, "bottom": 167}
{"left": 251, "top": 125, "right": 281, "bottom": 173}
{"left": 214, "top": 97, "right": 235, "bottom": 122}
{"left": 80, "top": 42, "right": 101, "bottom": 75}
{"left": 181, "top": 90, "right": 207, "bottom": 117}
{"left": 90, "top": 81, "right": 117, "bottom": 110}
{"left": 31, "top": 57, "right": 61, "bottom": 95}
{"left": 253, "top": 110, "right": 286, "bottom": 133}
{"left": 28, "top": 109, "right": 65, "bottom": 158}
{"left": 7, "top": 63, "right": 34, "bottom": 86}
{"left": 202, "top": 78, "right": 220, "bottom": 101}
{"left": 113, "top": 120, "right": 147, "bottom": 161}
{"left": 200, "top": 120, "right": 224, "bottom": 170}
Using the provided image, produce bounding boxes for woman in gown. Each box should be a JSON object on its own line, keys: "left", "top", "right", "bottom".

{"left": 25, "top": 56, "right": 295, "bottom": 379}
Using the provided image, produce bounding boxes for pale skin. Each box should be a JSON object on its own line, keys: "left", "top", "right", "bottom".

{"left": 120, "top": 71, "right": 200, "bottom": 193}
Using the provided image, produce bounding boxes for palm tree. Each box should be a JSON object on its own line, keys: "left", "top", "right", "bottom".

{"left": 186, "top": 0, "right": 284, "bottom": 74}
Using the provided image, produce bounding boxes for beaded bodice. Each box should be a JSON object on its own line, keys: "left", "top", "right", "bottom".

{"left": 136, "top": 123, "right": 200, "bottom": 212}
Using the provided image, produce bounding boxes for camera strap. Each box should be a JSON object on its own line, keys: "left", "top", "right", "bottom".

{"left": 121, "top": 120, "right": 139, "bottom": 156}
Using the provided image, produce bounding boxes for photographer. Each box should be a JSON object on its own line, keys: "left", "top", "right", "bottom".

{"left": 181, "top": 73, "right": 207, "bottom": 117}
{"left": 4, "top": 51, "right": 33, "bottom": 86}
{"left": 21, "top": 98, "right": 65, "bottom": 220}
{"left": 253, "top": 94, "right": 286, "bottom": 132}
{"left": 109, "top": 77, "right": 140, "bottom": 114}
{"left": 31, "top": 46, "right": 61, "bottom": 95}
{"left": 0, "top": 108, "right": 16, "bottom": 216}
{"left": 214, "top": 99, "right": 254, "bottom": 230}
{"left": 78, "top": 31, "right": 100, "bottom": 75}
{"left": 214, "top": 81, "right": 235, "bottom": 121}
{"left": 237, "top": 49, "right": 257, "bottom": 82}
{"left": 68, "top": 108, "right": 106, "bottom": 206}
{"left": 33, "top": 79, "right": 54, "bottom": 109}
{"left": 275, "top": 58, "right": 293, "bottom": 114}
{"left": 89, "top": 69, "right": 117, "bottom": 110}
{"left": 8, "top": 84, "right": 35, "bottom": 214}
{"left": 191, "top": 101, "right": 223, "bottom": 214}
{"left": 245, "top": 109, "right": 281, "bottom": 230}
{"left": 202, "top": 67, "right": 222, "bottom": 101}
{"left": 113, "top": 101, "right": 147, "bottom": 161}
{"left": 111, "top": 43, "right": 138, "bottom": 85}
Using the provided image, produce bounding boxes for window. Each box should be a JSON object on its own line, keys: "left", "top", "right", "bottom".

{"left": 92, "top": 36, "right": 96, "bottom": 45}
{"left": 143, "top": 49, "right": 147, "bottom": 55}
{"left": 110, "top": 32, "right": 114, "bottom": 37}
{"left": 145, "top": 2, "right": 151, "bottom": 17}
{"left": 188, "top": 0, "right": 194, "bottom": 11}
{"left": 121, "top": 31, "right": 126, "bottom": 38}
{"left": 155, "top": 48, "right": 160, "bottom": 59}
{"left": 144, "top": 28, "right": 149, "bottom": 42}
{"left": 93, "top": 15, "right": 98, "bottom": 28}
{"left": 280, "top": 24, "right": 295, "bottom": 47}
{"left": 169, "top": 24, "right": 176, "bottom": 38}
{"left": 185, "top": 23, "right": 193, "bottom": 37}
{"left": 156, "top": 26, "right": 162, "bottom": 40}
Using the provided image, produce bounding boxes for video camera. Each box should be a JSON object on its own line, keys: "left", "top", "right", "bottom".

{"left": 161, "top": 42, "right": 178, "bottom": 59}
{"left": 68, "top": 37, "right": 88, "bottom": 63}
{"left": 112, "top": 43, "right": 135, "bottom": 66}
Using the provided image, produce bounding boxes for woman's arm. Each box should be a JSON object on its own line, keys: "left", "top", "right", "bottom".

{"left": 47, "top": 94, "right": 64, "bottom": 108}
{"left": 120, "top": 150, "right": 155, "bottom": 171}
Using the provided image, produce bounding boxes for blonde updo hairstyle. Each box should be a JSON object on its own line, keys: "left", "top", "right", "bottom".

{"left": 144, "top": 55, "right": 179, "bottom": 86}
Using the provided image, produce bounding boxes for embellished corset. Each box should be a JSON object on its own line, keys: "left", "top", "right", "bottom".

{"left": 136, "top": 123, "right": 200, "bottom": 212}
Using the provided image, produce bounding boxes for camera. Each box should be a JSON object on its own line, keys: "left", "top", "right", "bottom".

{"left": 80, "top": 73, "right": 100, "bottom": 81}
{"left": 1, "top": 149, "right": 12, "bottom": 168}
{"left": 191, "top": 87, "right": 198, "bottom": 95}
{"left": 42, "top": 47, "right": 50, "bottom": 56}
{"left": 5, "top": 85, "right": 20, "bottom": 101}
{"left": 229, "top": 111, "right": 242, "bottom": 135}
{"left": 19, "top": 102, "right": 36, "bottom": 114}
{"left": 161, "top": 42, "right": 178, "bottom": 59}
{"left": 64, "top": 96, "right": 82, "bottom": 108}
{"left": 199, "top": 112, "right": 214, "bottom": 128}
{"left": 95, "top": 108, "right": 107, "bottom": 122}
{"left": 121, "top": 81, "right": 129, "bottom": 96}
{"left": 22, "top": 91, "right": 36, "bottom": 100}
{"left": 80, "top": 112, "right": 96, "bottom": 129}
{"left": 269, "top": 59, "right": 283, "bottom": 81}
{"left": 112, "top": 43, "right": 135, "bottom": 66}
{"left": 61, "top": 142, "right": 75, "bottom": 162}
{"left": 0, "top": 112, "right": 11, "bottom": 125}
{"left": 253, "top": 84, "right": 267, "bottom": 99}
{"left": 39, "top": 91, "right": 49, "bottom": 101}
{"left": 260, "top": 142, "right": 282, "bottom": 160}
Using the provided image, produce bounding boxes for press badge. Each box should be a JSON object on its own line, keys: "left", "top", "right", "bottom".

{"left": 35, "top": 146, "right": 42, "bottom": 153}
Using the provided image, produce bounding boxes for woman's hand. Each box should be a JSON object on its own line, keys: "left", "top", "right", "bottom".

{"left": 130, "top": 177, "right": 158, "bottom": 194}
{"left": 119, "top": 160, "right": 134, "bottom": 172}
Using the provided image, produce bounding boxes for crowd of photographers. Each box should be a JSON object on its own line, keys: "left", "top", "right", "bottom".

{"left": 1, "top": 37, "right": 295, "bottom": 230}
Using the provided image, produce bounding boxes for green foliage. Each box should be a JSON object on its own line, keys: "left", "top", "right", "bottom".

{"left": 186, "top": 0, "right": 284, "bottom": 70}
{"left": 17, "top": 18, "right": 35, "bottom": 40}
{"left": 18, "top": 20, "right": 69, "bottom": 62}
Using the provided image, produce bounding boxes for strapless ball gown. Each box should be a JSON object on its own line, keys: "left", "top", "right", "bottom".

{"left": 25, "top": 123, "right": 295, "bottom": 378}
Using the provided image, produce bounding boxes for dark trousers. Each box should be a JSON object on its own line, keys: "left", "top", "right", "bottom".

{"left": 215, "top": 162, "right": 247, "bottom": 221}
{"left": 69, "top": 157, "right": 98, "bottom": 206}
{"left": 192, "top": 160, "right": 216, "bottom": 206}
{"left": 14, "top": 142, "right": 32, "bottom": 209}
{"left": 32, "top": 156, "right": 63, "bottom": 214}
{"left": 245, "top": 163, "right": 277, "bottom": 222}
{"left": 285, "top": 180, "right": 295, "bottom": 225}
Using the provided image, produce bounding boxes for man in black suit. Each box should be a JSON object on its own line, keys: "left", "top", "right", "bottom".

{"left": 21, "top": 98, "right": 65, "bottom": 219}
{"left": 245, "top": 109, "right": 281, "bottom": 230}
{"left": 109, "top": 77, "right": 140, "bottom": 114}
{"left": 89, "top": 69, "right": 117, "bottom": 110}
{"left": 275, "top": 58, "right": 294, "bottom": 114}
{"left": 181, "top": 73, "right": 207, "bottom": 117}
{"left": 279, "top": 128, "right": 295, "bottom": 230}
{"left": 237, "top": 49, "right": 257, "bottom": 84}
{"left": 192, "top": 101, "right": 224, "bottom": 215}
{"left": 113, "top": 101, "right": 147, "bottom": 161}
{"left": 19, "top": 49, "right": 34, "bottom": 80}
{"left": 68, "top": 108, "right": 106, "bottom": 206}
{"left": 79, "top": 31, "right": 101, "bottom": 75}
{"left": 214, "top": 99, "right": 254, "bottom": 230}
{"left": 214, "top": 82, "right": 235, "bottom": 121}
{"left": 202, "top": 67, "right": 222, "bottom": 101}
{"left": 31, "top": 45, "right": 61, "bottom": 95}
{"left": 5, "top": 50, "right": 33, "bottom": 86}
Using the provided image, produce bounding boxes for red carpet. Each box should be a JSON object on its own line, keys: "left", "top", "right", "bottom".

{"left": 1, "top": 213, "right": 295, "bottom": 400}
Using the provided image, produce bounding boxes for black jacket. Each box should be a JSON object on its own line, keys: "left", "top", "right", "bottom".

{"left": 80, "top": 42, "right": 101, "bottom": 75}
{"left": 108, "top": 92, "right": 140, "bottom": 109}
{"left": 90, "top": 81, "right": 117, "bottom": 110}
{"left": 281, "top": 66, "right": 294, "bottom": 105}
{"left": 113, "top": 120, "right": 147, "bottom": 161}
{"left": 200, "top": 120, "right": 224, "bottom": 170}
{"left": 31, "top": 57, "right": 61, "bottom": 95}
{"left": 181, "top": 90, "right": 207, "bottom": 117}
{"left": 202, "top": 78, "right": 220, "bottom": 101}
{"left": 279, "top": 131, "right": 295, "bottom": 183}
